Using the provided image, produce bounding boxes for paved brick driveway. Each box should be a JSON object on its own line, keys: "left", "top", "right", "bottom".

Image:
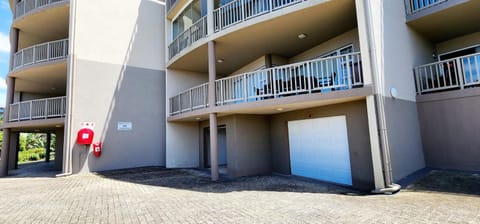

{"left": 0, "top": 163, "right": 479, "bottom": 224}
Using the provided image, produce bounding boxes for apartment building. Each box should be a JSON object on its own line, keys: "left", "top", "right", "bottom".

{"left": 1, "top": 0, "right": 478, "bottom": 193}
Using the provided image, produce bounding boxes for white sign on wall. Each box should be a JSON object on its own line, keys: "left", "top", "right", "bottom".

{"left": 117, "top": 122, "right": 132, "bottom": 131}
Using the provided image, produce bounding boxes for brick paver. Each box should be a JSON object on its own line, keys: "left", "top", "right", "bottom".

{"left": 0, "top": 164, "right": 479, "bottom": 223}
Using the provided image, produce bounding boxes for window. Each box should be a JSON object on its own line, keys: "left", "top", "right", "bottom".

{"left": 317, "top": 45, "right": 354, "bottom": 89}
{"left": 439, "top": 45, "right": 480, "bottom": 85}
{"left": 172, "top": 0, "right": 207, "bottom": 39}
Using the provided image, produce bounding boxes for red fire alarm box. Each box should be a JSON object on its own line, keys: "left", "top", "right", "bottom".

{"left": 93, "top": 142, "right": 102, "bottom": 157}
{"left": 77, "top": 127, "right": 94, "bottom": 145}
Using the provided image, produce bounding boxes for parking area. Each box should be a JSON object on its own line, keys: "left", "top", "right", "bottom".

{"left": 0, "top": 163, "right": 479, "bottom": 223}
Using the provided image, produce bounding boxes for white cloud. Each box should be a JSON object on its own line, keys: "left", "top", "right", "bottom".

{"left": 0, "top": 32, "right": 9, "bottom": 53}
{"left": 0, "top": 76, "right": 5, "bottom": 90}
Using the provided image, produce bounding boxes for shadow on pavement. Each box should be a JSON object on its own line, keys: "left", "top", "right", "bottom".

{"left": 97, "top": 166, "right": 366, "bottom": 195}
{"left": 8, "top": 161, "right": 59, "bottom": 178}
{"left": 405, "top": 170, "right": 480, "bottom": 196}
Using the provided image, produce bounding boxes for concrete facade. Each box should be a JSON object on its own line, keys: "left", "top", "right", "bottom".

{"left": 66, "top": 0, "right": 166, "bottom": 173}
{"left": 417, "top": 88, "right": 480, "bottom": 171}
{"left": 1, "top": 0, "right": 478, "bottom": 193}
{"left": 199, "top": 115, "right": 271, "bottom": 177}
{"left": 270, "top": 100, "right": 374, "bottom": 190}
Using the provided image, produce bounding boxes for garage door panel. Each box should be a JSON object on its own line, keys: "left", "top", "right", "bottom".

{"left": 288, "top": 116, "right": 352, "bottom": 186}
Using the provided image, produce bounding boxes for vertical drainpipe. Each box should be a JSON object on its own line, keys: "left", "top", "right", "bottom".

{"left": 59, "top": 0, "right": 78, "bottom": 176}
{"left": 207, "top": 0, "right": 219, "bottom": 181}
{"left": 361, "top": 0, "right": 400, "bottom": 193}
{"left": 0, "top": 27, "right": 19, "bottom": 177}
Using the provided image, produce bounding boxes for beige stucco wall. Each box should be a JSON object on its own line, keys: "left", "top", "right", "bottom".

{"left": 417, "top": 88, "right": 480, "bottom": 172}
{"left": 14, "top": 92, "right": 61, "bottom": 102}
{"left": 165, "top": 69, "right": 207, "bottom": 168}
{"left": 199, "top": 114, "right": 271, "bottom": 177}
{"left": 73, "top": 0, "right": 165, "bottom": 70}
{"left": 231, "top": 56, "right": 266, "bottom": 76}
{"left": 381, "top": 0, "right": 428, "bottom": 181}
{"left": 436, "top": 32, "right": 480, "bottom": 55}
{"left": 270, "top": 100, "right": 374, "bottom": 190}
{"left": 384, "top": 0, "right": 434, "bottom": 102}
{"left": 289, "top": 28, "right": 360, "bottom": 63}
{"left": 67, "top": 0, "right": 166, "bottom": 173}
{"left": 226, "top": 28, "right": 360, "bottom": 76}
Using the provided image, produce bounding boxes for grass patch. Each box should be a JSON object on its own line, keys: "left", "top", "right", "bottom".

{"left": 18, "top": 148, "right": 46, "bottom": 163}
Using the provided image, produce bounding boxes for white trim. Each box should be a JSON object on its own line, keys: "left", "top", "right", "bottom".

{"left": 320, "top": 44, "right": 354, "bottom": 58}
{"left": 438, "top": 44, "right": 480, "bottom": 60}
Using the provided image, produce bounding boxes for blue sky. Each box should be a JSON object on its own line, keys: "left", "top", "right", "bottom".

{"left": 0, "top": 0, "right": 11, "bottom": 108}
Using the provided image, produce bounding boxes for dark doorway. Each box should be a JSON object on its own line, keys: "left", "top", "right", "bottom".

{"left": 204, "top": 126, "right": 227, "bottom": 169}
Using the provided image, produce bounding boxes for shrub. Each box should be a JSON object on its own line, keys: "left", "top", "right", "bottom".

{"left": 28, "top": 154, "right": 40, "bottom": 161}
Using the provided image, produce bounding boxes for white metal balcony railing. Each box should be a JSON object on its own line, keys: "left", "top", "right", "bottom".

{"left": 13, "top": 39, "right": 69, "bottom": 70}
{"left": 168, "top": 0, "right": 303, "bottom": 60}
{"left": 169, "top": 52, "right": 363, "bottom": 115}
{"left": 15, "top": 0, "right": 67, "bottom": 19}
{"left": 415, "top": 52, "right": 480, "bottom": 95}
{"left": 168, "top": 16, "right": 207, "bottom": 59}
{"left": 169, "top": 83, "right": 209, "bottom": 115}
{"left": 9, "top": 96, "right": 67, "bottom": 122}
{"left": 405, "top": 0, "right": 447, "bottom": 15}
{"left": 214, "top": 0, "right": 301, "bottom": 32}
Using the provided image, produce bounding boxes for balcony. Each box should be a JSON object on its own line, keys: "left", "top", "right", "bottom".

{"left": 213, "top": 0, "right": 302, "bottom": 32}
{"left": 404, "top": 0, "right": 447, "bottom": 15}
{"left": 14, "top": 0, "right": 68, "bottom": 19}
{"left": 9, "top": 96, "right": 67, "bottom": 122}
{"left": 169, "top": 83, "right": 209, "bottom": 116}
{"left": 414, "top": 52, "right": 480, "bottom": 95}
{"left": 168, "top": 0, "right": 309, "bottom": 60}
{"left": 404, "top": 0, "right": 480, "bottom": 42}
{"left": 168, "top": 16, "right": 207, "bottom": 60}
{"left": 13, "top": 39, "right": 69, "bottom": 71}
{"left": 169, "top": 52, "right": 363, "bottom": 116}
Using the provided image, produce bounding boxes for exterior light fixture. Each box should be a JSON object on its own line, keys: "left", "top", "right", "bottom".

{"left": 298, "top": 33, "right": 307, "bottom": 39}
{"left": 276, "top": 108, "right": 284, "bottom": 111}
{"left": 195, "top": 117, "right": 201, "bottom": 120}
{"left": 390, "top": 87, "right": 399, "bottom": 99}
{"left": 217, "top": 59, "right": 224, "bottom": 63}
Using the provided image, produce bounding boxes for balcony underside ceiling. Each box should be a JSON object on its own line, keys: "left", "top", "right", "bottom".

{"left": 8, "top": 0, "right": 14, "bottom": 11}
{"left": 168, "top": 0, "right": 357, "bottom": 76}
{"left": 2, "top": 118, "right": 65, "bottom": 132}
{"left": 407, "top": 0, "right": 480, "bottom": 43}
{"left": 10, "top": 61, "right": 67, "bottom": 95}
{"left": 14, "top": 4, "right": 70, "bottom": 49}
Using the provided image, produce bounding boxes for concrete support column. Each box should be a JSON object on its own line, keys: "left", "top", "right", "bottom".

{"left": 207, "top": 0, "right": 215, "bottom": 35}
{"left": 46, "top": 133, "right": 52, "bottom": 163}
{"left": 9, "top": 28, "right": 19, "bottom": 71}
{"left": 55, "top": 128, "right": 65, "bottom": 171}
{"left": 8, "top": 132, "right": 19, "bottom": 170}
{"left": 209, "top": 113, "right": 219, "bottom": 181}
{"left": 0, "top": 77, "right": 16, "bottom": 177}
{"left": 0, "top": 129, "right": 11, "bottom": 176}
{"left": 208, "top": 41, "right": 218, "bottom": 181}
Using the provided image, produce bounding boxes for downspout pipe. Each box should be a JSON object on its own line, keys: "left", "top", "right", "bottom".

{"left": 363, "top": 0, "right": 400, "bottom": 194}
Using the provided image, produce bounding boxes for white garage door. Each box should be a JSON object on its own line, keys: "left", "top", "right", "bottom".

{"left": 288, "top": 116, "right": 352, "bottom": 185}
